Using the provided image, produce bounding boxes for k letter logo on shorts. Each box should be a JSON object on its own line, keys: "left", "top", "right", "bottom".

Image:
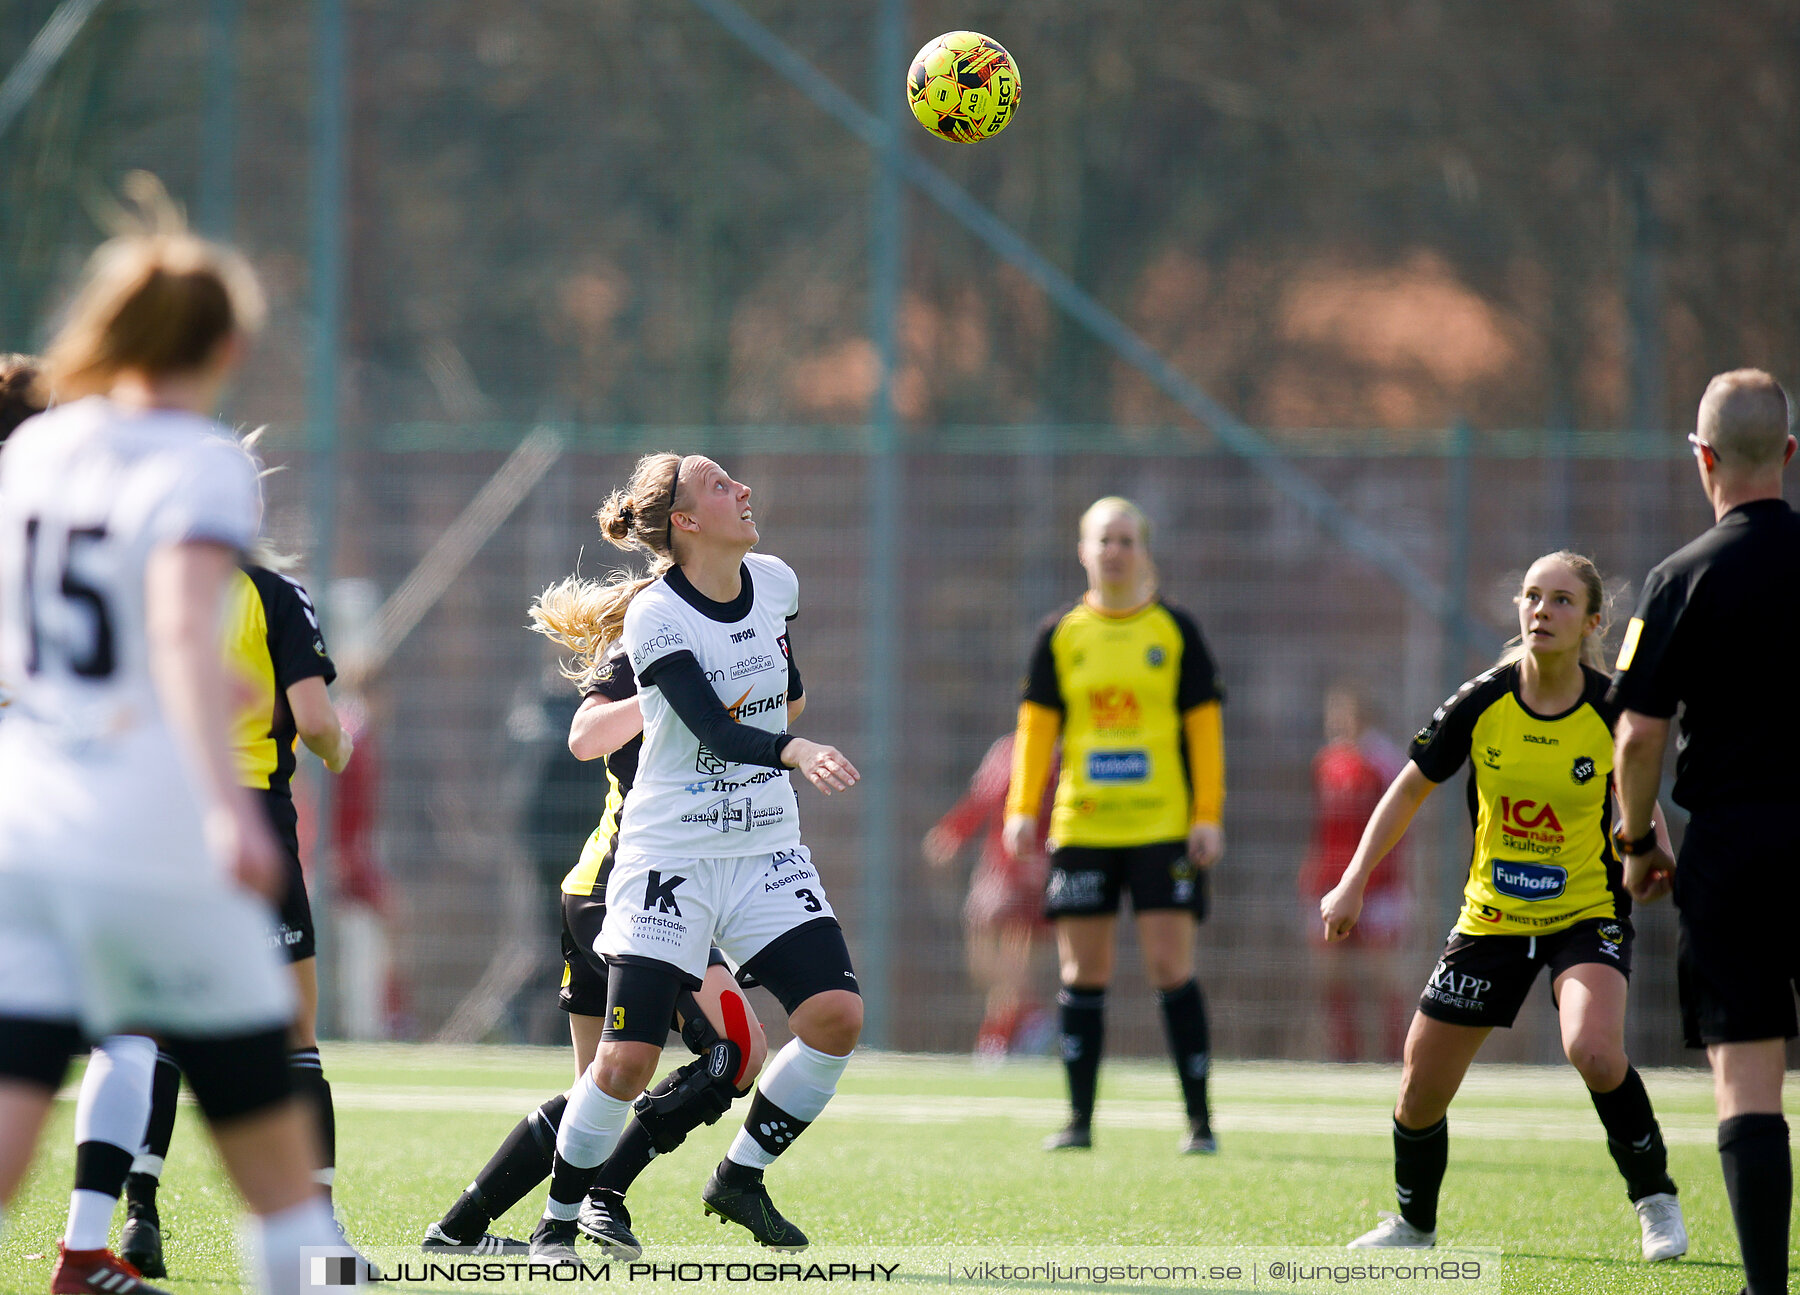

{"left": 643, "top": 870, "right": 686, "bottom": 915}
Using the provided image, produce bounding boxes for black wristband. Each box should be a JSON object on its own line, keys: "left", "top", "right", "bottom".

{"left": 1614, "top": 826, "right": 1658, "bottom": 857}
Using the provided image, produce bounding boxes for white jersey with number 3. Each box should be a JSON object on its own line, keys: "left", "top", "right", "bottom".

{"left": 0, "top": 397, "right": 259, "bottom": 877}
{"left": 621, "top": 551, "right": 801, "bottom": 858}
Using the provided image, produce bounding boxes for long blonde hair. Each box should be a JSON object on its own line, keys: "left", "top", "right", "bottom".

{"left": 529, "top": 452, "right": 688, "bottom": 691}
{"left": 40, "top": 173, "right": 264, "bottom": 401}
{"left": 1496, "top": 550, "right": 1612, "bottom": 673}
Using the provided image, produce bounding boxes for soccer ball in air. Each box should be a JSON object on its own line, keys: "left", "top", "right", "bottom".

{"left": 906, "top": 31, "right": 1020, "bottom": 143}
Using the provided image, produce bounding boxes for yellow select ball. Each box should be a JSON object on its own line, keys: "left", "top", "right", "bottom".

{"left": 906, "top": 31, "right": 1020, "bottom": 142}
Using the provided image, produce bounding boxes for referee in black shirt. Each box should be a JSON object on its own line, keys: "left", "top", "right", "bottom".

{"left": 1611, "top": 368, "right": 1799, "bottom": 1295}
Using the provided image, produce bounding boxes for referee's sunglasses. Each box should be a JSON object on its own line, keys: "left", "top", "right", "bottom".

{"left": 1686, "top": 432, "right": 1719, "bottom": 466}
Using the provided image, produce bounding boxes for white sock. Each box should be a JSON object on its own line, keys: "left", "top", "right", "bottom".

{"left": 66, "top": 1036, "right": 158, "bottom": 1248}
{"left": 244, "top": 1194, "right": 340, "bottom": 1295}
{"left": 75, "top": 1036, "right": 157, "bottom": 1150}
{"left": 64, "top": 1189, "right": 116, "bottom": 1251}
{"left": 726, "top": 1038, "right": 851, "bottom": 1169}
{"left": 544, "top": 1069, "right": 632, "bottom": 1221}
{"left": 130, "top": 1154, "right": 165, "bottom": 1179}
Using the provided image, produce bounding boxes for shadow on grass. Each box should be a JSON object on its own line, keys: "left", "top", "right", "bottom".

{"left": 1506, "top": 1248, "right": 1741, "bottom": 1272}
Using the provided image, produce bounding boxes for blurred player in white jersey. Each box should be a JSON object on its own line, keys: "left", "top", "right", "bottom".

{"left": 0, "top": 180, "right": 358, "bottom": 1295}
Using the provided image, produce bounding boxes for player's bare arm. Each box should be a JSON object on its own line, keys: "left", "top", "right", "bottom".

{"left": 287, "top": 675, "right": 353, "bottom": 774}
{"left": 1321, "top": 762, "right": 1434, "bottom": 942}
{"left": 568, "top": 693, "right": 643, "bottom": 761}
{"left": 1613, "top": 709, "right": 1675, "bottom": 902}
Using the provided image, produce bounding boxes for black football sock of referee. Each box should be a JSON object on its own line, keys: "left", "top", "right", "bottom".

{"left": 125, "top": 1050, "right": 181, "bottom": 1219}
{"left": 1057, "top": 986, "right": 1106, "bottom": 1128}
{"left": 440, "top": 1094, "right": 568, "bottom": 1241}
{"left": 1392, "top": 1115, "right": 1448, "bottom": 1234}
{"left": 1718, "top": 1113, "right": 1790, "bottom": 1295}
{"left": 1157, "top": 978, "right": 1212, "bottom": 1133}
{"left": 289, "top": 1047, "right": 337, "bottom": 1196}
{"left": 1587, "top": 1066, "right": 1676, "bottom": 1200}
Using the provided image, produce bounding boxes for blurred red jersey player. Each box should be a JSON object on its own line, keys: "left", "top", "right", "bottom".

{"left": 1298, "top": 684, "right": 1412, "bottom": 1061}
{"left": 924, "top": 734, "right": 1055, "bottom": 1058}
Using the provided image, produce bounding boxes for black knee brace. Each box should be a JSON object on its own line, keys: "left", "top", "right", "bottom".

{"left": 676, "top": 992, "right": 719, "bottom": 1055}
{"left": 630, "top": 1039, "right": 743, "bottom": 1155}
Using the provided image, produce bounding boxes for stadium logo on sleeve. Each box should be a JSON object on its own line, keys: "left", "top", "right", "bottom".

{"left": 1491, "top": 860, "right": 1568, "bottom": 901}
{"left": 1571, "top": 756, "right": 1596, "bottom": 785}
{"left": 1086, "top": 750, "right": 1149, "bottom": 782}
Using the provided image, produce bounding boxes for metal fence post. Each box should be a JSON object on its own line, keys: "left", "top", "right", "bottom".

{"left": 308, "top": 0, "right": 346, "bottom": 1037}
{"left": 858, "top": 0, "right": 905, "bottom": 1050}
{"left": 1438, "top": 419, "right": 1473, "bottom": 930}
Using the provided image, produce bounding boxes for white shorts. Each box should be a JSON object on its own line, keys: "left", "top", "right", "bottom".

{"left": 0, "top": 870, "right": 295, "bottom": 1039}
{"left": 598, "top": 845, "right": 836, "bottom": 984}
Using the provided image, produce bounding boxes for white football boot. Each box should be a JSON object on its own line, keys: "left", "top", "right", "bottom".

{"left": 1633, "top": 1192, "right": 1688, "bottom": 1261}
{"left": 1347, "top": 1210, "right": 1436, "bottom": 1249}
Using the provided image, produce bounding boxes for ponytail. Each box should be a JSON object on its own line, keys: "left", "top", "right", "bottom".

{"left": 528, "top": 452, "right": 688, "bottom": 690}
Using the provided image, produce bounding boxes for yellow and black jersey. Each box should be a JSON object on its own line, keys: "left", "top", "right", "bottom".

{"left": 1007, "top": 595, "right": 1224, "bottom": 848}
{"left": 1412, "top": 661, "right": 1626, "bottom": 936}
{"left": 223, "top": 564, "right": 334, "bottom": 801}
{"left": 561, "top": 650, "right": 641, "bottom": 898}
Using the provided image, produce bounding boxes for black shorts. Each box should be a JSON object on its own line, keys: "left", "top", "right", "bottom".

{"left": 1675, "top": 806, "right": 1800, "bottom": 1048}
{"left": 1044, "top": 841, "right": 1208, "bottom": 921}
{"left": 1416, "top": 917, "right": 1633, "bottom": 1029}
{"left": 560, "top": 891, "right": 726, "bottom": 1019}
{"left": 260, "top": 791, "right": 315, "bottom": 964}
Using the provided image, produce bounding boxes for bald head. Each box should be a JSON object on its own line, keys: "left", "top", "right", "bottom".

{"left": 1697, "top": 369, "right": 1791, "bottom": 468}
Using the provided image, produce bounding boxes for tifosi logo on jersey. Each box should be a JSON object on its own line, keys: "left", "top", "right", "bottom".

{"left": 1492, "top": 860, "right": 1568, "bottom": 901}
{"left": 1571, "top": 756, "right": 1596, "bottom": 785}
{"left": 1087, "top": 750, "right": 1149, "bottom": 782}
{"left": 696, "top": 746, "right": 727, "bottom": 775}
{"left": 643, "top": 870, "right": 686, "bottom": 914}
{"left": 731, "top": 627, "right": 758, "bottom": 643}
{"left": 680, "top": 796, "right": 751, "bottom": 833}
{"left": 1088, "top": 686, "right": 1140, "bottom": 732}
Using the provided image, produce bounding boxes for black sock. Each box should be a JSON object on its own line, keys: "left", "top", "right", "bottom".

{"left": 1157, "top": 979, "right": 1212, "bottom": 1131}
{"left": 547, "top": 1150, "right": 600, "bottom": 1216}
{"left": 125, "top": 1051, "right": 181, "bottom": 1217}
{"left": 593, "top": 1119, "right": 656, "bottom": 1196}
{"left": 738, "top": 1090, "right": 814, "bottom": 1163}
{"left": 1057, "top": 986, "right": 1106, "bottom": 1127}
{"left": 1718, "top": 1113, "right": 1790, "bottom": 1295}
{"left": 74, "top": 1140, "right": 134, "bottom": 1199}
{"left": 714, "top": 1157, "right": 763, "bottom": 1189}
{"left": 1588, "top": 1067, "right": 1676, "bottom": 1201}
{"left": 289, "top": 1048, "right": 336, "bottom": 1187}
{"left": 1393, "top": 1115, "right": 1448, "bottom": 1234}
{"left": 441, "top": 1094, "right": 567, "bottom": 1241}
